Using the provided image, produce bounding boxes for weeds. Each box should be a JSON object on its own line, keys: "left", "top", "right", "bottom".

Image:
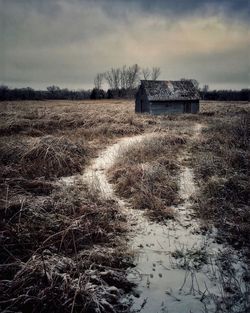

{"left": 0, "top": 181, "right": 133, "bottom": 312}
{"left": 206, "top": 249, "right": 250, "bottom": 313}
{"left": 21, "top": 136, "right": 88, "bottom": 179}
{"left": 108, "top": 134, "right": 187, "bottom": 221}
{"left": 0, "top": 135, "right": 88, "bottom": 179}
{"left": 191, "top": 113, "right": 250, "bottom": 258}
{"left": 171, "top": 246, "right": 209, "bottom": 270}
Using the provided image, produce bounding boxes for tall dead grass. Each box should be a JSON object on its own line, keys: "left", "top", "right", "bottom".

{"left": 21, "top": 136, "right": 88, "bottom": 178}
{"left": 191, "top": 113, "right": 250, "bottom": 258}
{"left": 0, "top": 100, "right": 158, "bottom": 139}
{"left": 1, "top": 100, "right": 158, "bottom": 312}
{"left": 0, "top": 182, "right": 133, "bottom": 312}
{"left": 108, "top": 134, "right": 187, "bottom": 221}
{"left": 1, "top": 99, "right": 249, "bottom": 311}
{"left": 0, "top": 135, "right": 88, "bottom": 179}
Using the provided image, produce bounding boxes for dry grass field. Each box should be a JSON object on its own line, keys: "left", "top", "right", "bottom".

{"left": 0, "top": 99, "right": 249, "bottom": 312}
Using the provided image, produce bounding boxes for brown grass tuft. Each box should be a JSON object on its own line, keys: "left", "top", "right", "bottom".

{"left": 21, "top": 136, "right": 87, "bottom": 179}
{"left": 108, "top": 134, "right": 186, "bottom": 221}
{"left": 0, "top": 181, "right": 132, "bottom": 312}
{"left": 191, "top": 113, "right": 250, "bottom": 257}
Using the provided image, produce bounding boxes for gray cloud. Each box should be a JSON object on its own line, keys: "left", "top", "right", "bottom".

{"left": 0, "top": 0, "right": 249, "bottom": 89}
{"left": 102, "top": 0, "right": 250, "bottom": 20}
{"left": 8, "top": 0, "right": 248, "bottom": 20}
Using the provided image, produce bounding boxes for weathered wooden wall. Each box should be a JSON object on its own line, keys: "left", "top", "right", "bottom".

{"left": 135, "top": 87, "right": 199, "bottom": 115}
{"left": 150, "top": 101, "right": 184, "bottom": 115}
{"left": 191, "top": 102, "right": 199, "bottom": 113}
{"left": 150, "top": 101, "right": 199, "bottom": 115}
{"left": 135, "top": 86, "right": 150, "bottom": 113}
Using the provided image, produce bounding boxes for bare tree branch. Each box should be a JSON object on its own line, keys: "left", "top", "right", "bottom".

{"left": 104, "top": 68, "right": 121, "bottom": 89}
{"left": 151, "top": 67, "right": 161, "bottom": 80}
{"left": 142, "top": 68, "right": 150, "bottom": 80}
{"left": 94, "top": 73, "right": 104, "bottom": 89}
{"left": 120, "top": 65, "right": 128, "bottom": 89}
{"left": 127, "top": 64, "right": 140, "bottom": 89}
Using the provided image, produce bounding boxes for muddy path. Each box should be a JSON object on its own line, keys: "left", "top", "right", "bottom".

{"left": 62, "top": 124, "right": 248, "bottom": 313}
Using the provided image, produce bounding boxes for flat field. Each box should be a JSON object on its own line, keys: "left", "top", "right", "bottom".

{"left": 0, "top": 100, "right": 249, "bottom": 312}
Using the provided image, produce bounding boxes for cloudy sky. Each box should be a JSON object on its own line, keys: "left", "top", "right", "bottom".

{"left": 0, "top": 0, "right": 249, "bottom": 90}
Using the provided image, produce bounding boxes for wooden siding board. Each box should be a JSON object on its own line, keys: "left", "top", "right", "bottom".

{"left": 151, "top": 101, "right": 184, "bottom": 115}
{"left": 191, "top": 102, "right": 199, "bottom": 113}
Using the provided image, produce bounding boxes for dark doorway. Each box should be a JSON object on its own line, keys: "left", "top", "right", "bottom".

{"left": 140, "top": 100, "right": 143, "bottom": 113}
{"left": 185, "top": 103, "right": 191, "bottom": 113}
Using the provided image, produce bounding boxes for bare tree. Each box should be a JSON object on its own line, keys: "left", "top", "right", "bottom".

{"left": 202, "top": 84, "right": 209, "bottom": 93}
{"left": 105, "top": 68, "right": 121, "bottom": 89}
{"left": 127, "top": 64, "right": 140, "bottom": 89}
{"left": 103, "top": 64, "right": 161, "bottom": 90}
{"left": 105, "top": 71, "right": 115, "bottom": 89}
{"left": 201, "top": 84, "right": 209, "bottom": 99}
{"left": 120, "top": 65, "right": 128, "bottom": 89}
{"left": 151, "top": 67, "right": 161, "bottom": 80}
{"left": 94, "top": 73, "right": 104, "bottom": 89}
{"left": 142, "top": 67, "right": 150, "bottom": 80}
{"left": 112, "top": 68, "right": 121, "bottom": 89}
{"left": 47, "top": 85, "right": 60, "bottom": 93}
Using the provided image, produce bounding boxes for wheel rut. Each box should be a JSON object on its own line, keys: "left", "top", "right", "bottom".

{"left": 63, "top": 124, "right": 247, "bottom": 313}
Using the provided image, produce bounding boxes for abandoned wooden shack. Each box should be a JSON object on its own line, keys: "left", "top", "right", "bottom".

{"left": 135, "top": 80, "right": 200, "bottom": 115}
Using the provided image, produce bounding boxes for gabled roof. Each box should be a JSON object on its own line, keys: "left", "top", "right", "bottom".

{"left": 141, "top": 80, "right": 200, "bottom": 101}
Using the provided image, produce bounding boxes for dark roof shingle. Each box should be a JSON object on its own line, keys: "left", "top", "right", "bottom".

{"left": 141, "top": 80, "right": 200, "bottom": 101}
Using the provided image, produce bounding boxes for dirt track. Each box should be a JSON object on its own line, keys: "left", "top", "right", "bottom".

{"left": 76, "top": 123, "right": 248, "bottom": 313}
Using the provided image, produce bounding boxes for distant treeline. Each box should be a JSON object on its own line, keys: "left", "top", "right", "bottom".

{"left": 0, "top": 85, "right": 91, "bottom": 101}
{"left": 89, "top": 87, "right": 250, "bottom": 101}
{"left": 200, "top": 89, "right": 250, "bottom": 101}
{"left": 0, "top": 85, "right": 137, "bottom": 101}
{"left": 0, "top": 85, "right": 249, "bottom": 101}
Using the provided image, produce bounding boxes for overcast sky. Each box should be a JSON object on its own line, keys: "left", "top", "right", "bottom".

{"left": 0, "top": 0, "right": 249, "bottom": 90}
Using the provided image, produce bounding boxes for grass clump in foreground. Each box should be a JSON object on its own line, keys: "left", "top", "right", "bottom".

{"left": 108, "top": 134, "right": 187, "bottom": 221}
{"left": 191, "top": 113, "right": 250, "bottom": 258}
{"left": 21, "top": 135, "right": 88, "bottom": 178}
{"left": 0, "top": 135, "right": 88, "bottom": 180}
{"left": 0, "top": 182, "right": 133, "bottom": 313}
